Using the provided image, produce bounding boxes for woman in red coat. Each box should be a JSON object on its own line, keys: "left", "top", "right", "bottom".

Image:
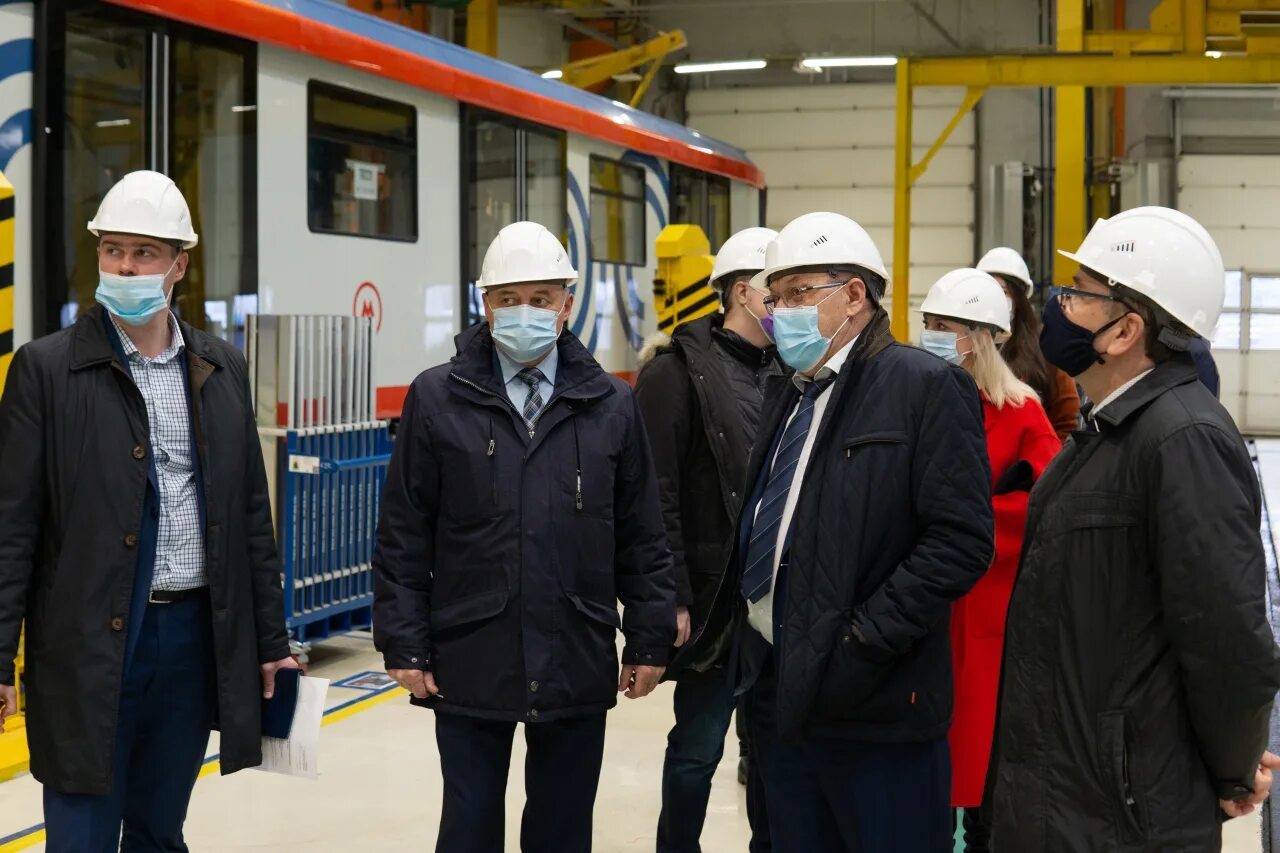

{"left": 920, "top": 269, "right": 1062, "bottom": 853}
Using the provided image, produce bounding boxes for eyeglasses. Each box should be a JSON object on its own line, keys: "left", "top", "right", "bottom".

{"left": 762, "top": 281, "right": 847, "bottom": 315}
{"left": 1049, "top": 285, "right": 1132, "bottom": 311}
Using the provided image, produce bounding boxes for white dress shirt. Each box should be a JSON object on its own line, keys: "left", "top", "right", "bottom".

{"left": 1088, "top": 368, "right": 1154, "bottom": 427}
{"left": 747, "top": 335, "right": 859, "bottom": 643}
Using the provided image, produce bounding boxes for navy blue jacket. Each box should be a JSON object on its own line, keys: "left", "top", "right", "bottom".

{"left": 732, "top": 310, "right": 994, "bottom": 743}
{"left": 373, "top": 323, "right": 675, "bottom": 722}
{"left": 1188, "top": 336, "right": 1220, "bottom": 398}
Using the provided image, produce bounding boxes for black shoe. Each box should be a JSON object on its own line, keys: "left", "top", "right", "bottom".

{"left": 738, "top": 757, "right": 748, "bottom": 786}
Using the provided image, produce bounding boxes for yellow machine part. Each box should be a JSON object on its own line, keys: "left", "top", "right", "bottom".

{"left": 653, "top": 225, "right": 718, "bottom": 335}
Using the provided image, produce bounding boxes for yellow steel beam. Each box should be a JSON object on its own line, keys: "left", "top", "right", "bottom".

{"left": 467, "top": 0, "right": 498, "bottom": 58}
{"left": 1057, "top": 0, "right": 1087, "bottom": 287}
{"left": 892, "top": 59, "right": 913, "bottom": 342}
{"left": 629, "top": 58, "right": 663, "bottom": 108}
{"left": 559, "top": 30, "right": 687, "bottom": 91}
{"left": 908, "top": 53, "right": 1280, "bottom": 86}
{"left": 909, "top": 86, "right": 985, "bottom": 185}
{"left": 1183, "top": 0, "right": 1208, "bottom": 53}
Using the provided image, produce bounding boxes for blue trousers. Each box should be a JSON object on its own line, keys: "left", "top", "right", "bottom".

{"left": 43, "top": 594, "right": 215, "bottom": 853}
{"left": 750, "top": 657, "right": 951, "bottom": 853}
{"left": 656, "top": 667, "right": 739, "bottom": 853}
{"left": 433, "top": 711, "right": 606, "bottom": 853}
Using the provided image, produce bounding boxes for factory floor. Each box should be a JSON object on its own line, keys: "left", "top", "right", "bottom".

{"left": 1, "top": 440, "right": 1278, "bottom": 852}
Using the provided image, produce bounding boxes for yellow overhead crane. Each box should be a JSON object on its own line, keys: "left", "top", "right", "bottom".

{"left": 551, "top": 30, "right": 688, "bottom": 108}
{"left": 891, "top": 0, "right": 1280, "bottom": 342}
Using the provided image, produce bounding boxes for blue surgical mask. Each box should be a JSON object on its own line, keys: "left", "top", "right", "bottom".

{"left": 490, "top": 304, "right": 563, "bottom": 363}
{"left": 920, "top": 329, "right": 967, "bottom": 365}
{"left": 95, "top": 258, "right": 177, "bottom": 327}
{"left": 771, "top": 286, "right": 848, "bottom": 373}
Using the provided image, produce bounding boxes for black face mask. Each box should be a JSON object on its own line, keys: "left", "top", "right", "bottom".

{"left": 1039, "top": 295, "right": 1126, "bottom": 377}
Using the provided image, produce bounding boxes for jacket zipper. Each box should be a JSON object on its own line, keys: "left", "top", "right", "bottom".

{"left": 572, "top": 418, "right": 583, "bottom": 511}
{"left": 487, "top": 417, "right": 497, "bottom": 506}
{"left": 451, "top": 372, "right": 551, "bottom": 438}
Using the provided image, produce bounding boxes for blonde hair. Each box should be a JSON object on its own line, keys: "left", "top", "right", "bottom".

{"left": 968, "top": 328, "right": 1038, "bottom": 410}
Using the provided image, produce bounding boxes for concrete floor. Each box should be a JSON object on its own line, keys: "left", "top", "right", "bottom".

{"left": 1, "top": 440, "right": 1277, "bottom": 851}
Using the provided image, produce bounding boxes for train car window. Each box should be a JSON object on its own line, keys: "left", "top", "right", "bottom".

{"left": 670, "top": 164, "right": 731, "bottom": 251}
{"left": 588, "top": 156, "right": 645, "bottom": 266}
{"left": 307, "top": 82, "right": 417, "bottom": 241}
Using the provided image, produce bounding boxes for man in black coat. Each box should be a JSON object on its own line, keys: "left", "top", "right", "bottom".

{"left": 732, "top": 212, "right": 994, "bottom": 852}
{"left": 635, "top": 226, "right": 783, "bottom": 853}
{"left": 0, "top": 171, "right": 296, "bottom": 851}
{"left": 373, "top": 221, "right": 675, "bottom": 853}
{"left": 990, "top": 206, "right": 1280, "bottom": 851}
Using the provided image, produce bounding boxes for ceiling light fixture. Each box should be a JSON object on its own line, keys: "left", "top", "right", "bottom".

{"left": 542, "top": 69, "right": 564, "bottom": 79}
{"left": 674, "top": 59, "right": 767, "bottom": 74}
{"left": 799, "top": 55, "right": 899, "bottom": 70}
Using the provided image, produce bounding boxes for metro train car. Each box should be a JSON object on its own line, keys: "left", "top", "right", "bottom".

{"left": 0, "top": 0, "right": 764, "bottom": 417}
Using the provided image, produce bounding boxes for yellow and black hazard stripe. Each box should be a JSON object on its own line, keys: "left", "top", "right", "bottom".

{"left": 0, "top": 175, "right": 13, "bottom": 399}
{"left": 656, "top": 274, "right": 718, "bottom": 335}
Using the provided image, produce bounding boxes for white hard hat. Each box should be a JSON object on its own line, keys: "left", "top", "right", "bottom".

{"left": 711, "top": 227, "right": 778, "bottom": 292}
{"left": 976, "top": 247, "right": 1033, "bottom": 295}
{"left": 479, "top": 221, "right": 577, "bottom": 289}
{"left": 749, "top": 212, "right": 888, "bottom": 292}
{"left": 87, "top": 170, "right": 199, "bottom": 249}
{"left": 1058, "top": 206, "right": 1224, "bottom": 339}
{"left": 919, "top": 268, "right": 1011, "bottom": 334}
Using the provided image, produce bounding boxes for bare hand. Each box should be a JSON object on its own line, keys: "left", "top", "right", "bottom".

{"left": 674, "top": 607, "right": 691, "bottom": 648}
{"left": 0, "top": 684, "right": 16, "bottom": 733}
{"left": 260, "top": 656, "right": 301, "bottom": 699}
{"left": 618, "top": 664, "right": 665, "bottom": 699}
{"left": 1220, "top": 751, "right": 1279, "bottom": 818}
{"left": 388, "top": 669, "right": 439, "bottom": 700}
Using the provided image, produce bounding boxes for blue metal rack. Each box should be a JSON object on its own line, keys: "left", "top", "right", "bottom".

{"left": 277, "top": 423, "right": 392, "bottom": 643}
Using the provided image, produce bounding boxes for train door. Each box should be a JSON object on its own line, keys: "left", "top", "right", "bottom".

{"left": 460, "top": 107, "right": 565, "bottom": 326}
{"left": 35, "top": 1, "right": 255, "bottom": 344}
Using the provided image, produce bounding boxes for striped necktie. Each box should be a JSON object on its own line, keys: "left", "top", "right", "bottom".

{"left": 741, "top": 378, "right": 832, "bottom": 603}
{"left": 517, "top": 367, "right": 545, "bottom": 430}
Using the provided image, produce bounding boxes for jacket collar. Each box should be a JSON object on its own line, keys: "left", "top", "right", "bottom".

{"left": 1091, "top": 354, "right": 1199, "bottom": 430}
{"left": 448, "top": 321, "right": 614, "bottom": 402}
{"left": 72, "top": 304, "right": 226, "bottom": 372}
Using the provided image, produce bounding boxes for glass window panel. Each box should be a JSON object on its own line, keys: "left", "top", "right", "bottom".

{"left": 1224, "top": 270, "right": 1242, "bottom": 310}
{"left": 589, "top": 156, "right": 644, "bottom": 266}
{"left": 525, "top": 128, "right": 566, "bottom": 244}
{"left": 171, "top": 38, "right": 252, "bottom": 341}
{"left": 61, "top": 13, "right": 147, "bottom": 327}
{"left": 307, "top": 82, "right": 416, "bottom": 241}
{"left": 1211, "top": 311, "right": 1240, "bottom": 350}
{"left": 1250, "top": 275, "right": 1280, "bottom": 310}
{"left": 1250, "top": 313, "right": 1280, "bottom": 350}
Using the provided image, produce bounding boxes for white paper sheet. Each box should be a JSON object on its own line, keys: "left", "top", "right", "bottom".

{"left": 254, "top": 675, "right": 330, "bottom": 780}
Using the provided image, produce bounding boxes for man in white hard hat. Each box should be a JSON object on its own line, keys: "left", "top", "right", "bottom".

{"left": 989, "top": 206, "right": 1280, "bottom": 850}
{"left": 373, "top": 221, "right": 675, "bottom": 853}
{"left": 0, "top": 170, "right": 297, "bottom": 850}
{"left": 635, "top": 226, "right": 783, "bottom": 853}
{"left": 731, "top": 212, "right": 994, "bottom": 851}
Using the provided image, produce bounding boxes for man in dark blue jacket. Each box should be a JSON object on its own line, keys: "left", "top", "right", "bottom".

{"left": 373, "top": 221, "right": 675, "bottom": 853}
{"left": 733, "top": 212, "right": 994, "bottom": 852}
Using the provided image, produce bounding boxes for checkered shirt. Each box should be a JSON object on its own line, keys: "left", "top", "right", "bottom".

{"left": 110, "top": 313, "right": 207, "bottom": 591}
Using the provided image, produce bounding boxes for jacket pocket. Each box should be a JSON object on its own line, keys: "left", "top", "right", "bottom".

{"left": 815, "top": 625, "right": 899, "bottom": 720}
{"left": 1097, "top": 710, "right": 1147, "bottom": 843}
{"left": 431, "top": 588, "right": 509, "bottom": 633}
{"left": 841, "top": 431, "right": 909, "bottom": 455}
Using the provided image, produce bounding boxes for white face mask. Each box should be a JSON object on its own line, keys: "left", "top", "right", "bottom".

{"left": 920, "top": 329, "right": 969, "bottom": 365}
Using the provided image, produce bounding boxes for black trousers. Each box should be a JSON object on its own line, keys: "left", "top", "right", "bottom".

{"left": 433, "top": 711, "right": 607, "bottom": 853}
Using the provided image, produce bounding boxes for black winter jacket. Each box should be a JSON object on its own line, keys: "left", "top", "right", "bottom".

{"left": 372, "top": 324, "right": 675, "bottom": 722}
{"left": 990, "top": 357, "right": 1280, "bottom": 852}
{"left": 0, "top": 305, "right": 290, "bottom": 794}
{"left": 634, "top": 315, "right": 784, "bottom": 676}
{"left": 734, "top": 310, "right": 994, "bottom": 743}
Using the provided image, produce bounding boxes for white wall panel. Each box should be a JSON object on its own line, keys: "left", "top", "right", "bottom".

{"left": 689, "top": 83, "right": 975, "bottom": 300}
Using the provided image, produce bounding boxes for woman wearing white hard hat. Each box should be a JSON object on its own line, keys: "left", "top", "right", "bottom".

{"left": 977, "top": 247, "right": 1080, "bottom": 439}
{"left": 374, "top": 220, "right": 676, "bottom": 853}
{"left": 737, "top": 212, "right": 994, "bottom": 851}
{"left": 989, "top": 207, "right": 1280, "bottom": 851}
{"left": 919, "top": 268, "right": 1060, "bottom": 853}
